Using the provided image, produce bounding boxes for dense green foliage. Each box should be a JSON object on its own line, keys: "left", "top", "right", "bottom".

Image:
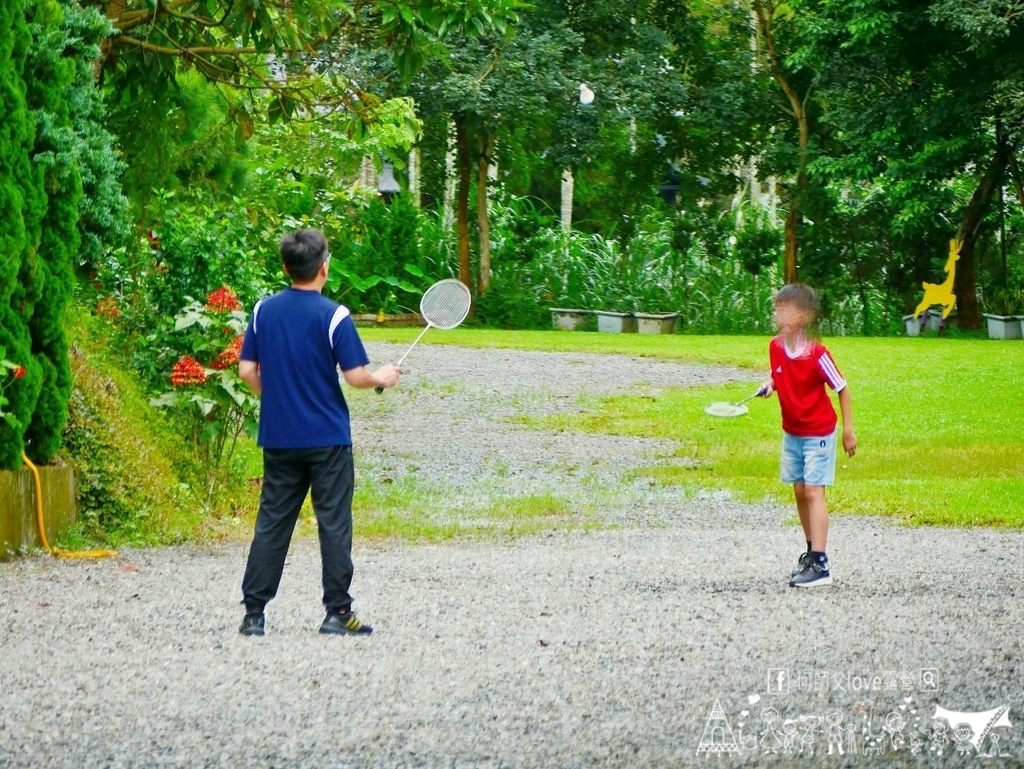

{"left": 5, "top": 0, "right": 1024, "bottom": 544}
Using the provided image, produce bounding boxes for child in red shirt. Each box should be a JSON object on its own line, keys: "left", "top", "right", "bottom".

{"left": 761, "top": 284, "right": 856, "bottom": 587}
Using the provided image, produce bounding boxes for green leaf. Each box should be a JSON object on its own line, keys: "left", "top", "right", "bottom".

{"left": 189, "top": 394, "right": 218, "bottom": 417}
{"left": 219, "top": 371, "right": 247, "bottom": 406}
{"left": 149, "top": 392, "right": 180, "bottom": 408}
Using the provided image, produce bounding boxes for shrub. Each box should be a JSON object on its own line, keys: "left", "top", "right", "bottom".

{"left": 149, "top": 287, "right": 260, "bottom": 508}
{"left": 325, "top": 195, "right": 427, "bottom": 313}
{"left": 63, "top": 307, "right": 202, "bottom": 544}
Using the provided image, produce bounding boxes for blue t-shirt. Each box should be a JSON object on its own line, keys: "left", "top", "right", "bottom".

{"left": 239, "top": 288, "right": 370, "bottom": 449}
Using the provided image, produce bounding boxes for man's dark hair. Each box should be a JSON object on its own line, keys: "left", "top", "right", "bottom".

{"left": 280, "top": 228, "right": 329, "bottom": 282}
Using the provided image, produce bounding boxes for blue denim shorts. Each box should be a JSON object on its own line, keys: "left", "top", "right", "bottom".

{"left": 781, "top": 430, "right": 837, "bottom": 486}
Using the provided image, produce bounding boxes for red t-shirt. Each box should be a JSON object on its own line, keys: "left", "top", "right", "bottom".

{"left": 769, "top": 336, "right": 847, "bottom": 437}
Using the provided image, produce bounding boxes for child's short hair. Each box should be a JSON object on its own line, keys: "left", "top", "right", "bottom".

{"left": 280, "top": 228, "right": 329, "bottom": 282}
{"left": 774, "top": 283, "right": 820, "bottom": 317}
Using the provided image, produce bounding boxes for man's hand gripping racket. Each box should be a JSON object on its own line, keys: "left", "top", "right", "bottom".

{"left": 375, "top": 278, "right": 472, "bottom": 393}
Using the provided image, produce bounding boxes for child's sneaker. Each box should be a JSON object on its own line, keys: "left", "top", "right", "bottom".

{"left": 790, "top": 557, "right": 832, "bottom": 587}
{"left": 791, "top": 551, "right": 812, "bottom": 579}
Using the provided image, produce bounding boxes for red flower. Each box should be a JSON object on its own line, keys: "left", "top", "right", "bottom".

{"left": 12, "top": 366, "right": 26, "bottom": 379}
{"left": 206, "top": 286, "right": 241, "bottom": 312}
{"left": 96, "top": 297, "right": 121, "bottom": 319}
{"left": 170, "top": 355, "right": 208, "bottom": 387}
{"left": 209, "top": 336, "right": 244, "bottom": 370}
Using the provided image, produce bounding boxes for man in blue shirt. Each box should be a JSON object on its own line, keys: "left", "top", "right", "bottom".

{"left": 237, "top": 228, "right": 401, "bottom": 636}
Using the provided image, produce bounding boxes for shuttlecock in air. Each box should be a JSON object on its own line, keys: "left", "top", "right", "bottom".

{"left": 579, "top": 83, "right": 595, "bottom": 105}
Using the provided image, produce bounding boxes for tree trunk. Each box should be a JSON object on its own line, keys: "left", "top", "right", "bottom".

{"left": 455, "top": 114, "right": 472, "bottom": 290}
{"left": 408, "top": 146, "right": 420, "bottom": 209}
{"left": 955, "top": 142, "right": 1009, "bottom": 329}
{"left": 783, "top": 202, "right": 800, "bottom": 283}
{"left": 357, "top": 155, "right": 376, "bottom": 191}
{"left": 477, "top": 133, "right": 492, "bottom": 294}
{"left": 1008, "top": 151, "right": 1024, "bottom": 214}
{"left": 443, "top": 120, "right": 457, "bottom": 230}
{"left": 560, "top": 168, "right": 574, "bottom": 231}
{"left": 753, "top": 0, "right": 808, "bottom": 283}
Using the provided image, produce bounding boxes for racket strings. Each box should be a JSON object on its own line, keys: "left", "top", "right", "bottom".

{"left": 704, "top": 402, "right": 748, "bottom": 418}
{"left": 420, "top": 280, "right": 471, "bottom": 329}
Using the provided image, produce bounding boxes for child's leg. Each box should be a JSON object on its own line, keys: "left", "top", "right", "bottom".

{"left": 803, "top": 484, "right": 828, "bottom": 552}
{"left": 793, "top": 482, "right": 811, "bottom": 543}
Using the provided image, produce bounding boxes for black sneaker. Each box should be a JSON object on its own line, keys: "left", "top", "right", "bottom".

{"left": 791, "top": 551, "right": 812, "bottom": 579}
{"left": 320, "top": 610, "right": 373, "bottom": 635}
{"left": 790, "top": 558, "right": 832, "bottom": 588}
{"left": 239, "top": 612, "right": 265, "bottom": 636}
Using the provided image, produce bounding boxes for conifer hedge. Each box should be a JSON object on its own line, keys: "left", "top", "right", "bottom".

{"left": 0, "top": 0, "right": 126, "bottom": 469}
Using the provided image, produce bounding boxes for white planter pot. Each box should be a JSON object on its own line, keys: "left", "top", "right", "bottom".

{"left": 983, "top": 313, "right": 1023, "bottom": 340}
{"left": 595, "top": 310, "right": 637, "bottom": 333}
{"left": 924, "top": 308, "right": 948, "bottom": 331}
{"left": 550, "top": 308, "right": 591, "bottom": 331}
{"left": 902, "top": 314, "right": 923, "bottom": 337}
{"left": 634, "top": 312, "right": 679, "bottom": 334}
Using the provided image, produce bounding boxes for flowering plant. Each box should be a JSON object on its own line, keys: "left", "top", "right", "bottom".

{"left": 150, "top": 286, "right": 260, "bottom": 505}
{"left": 0, "top": 353, "right": 27, "bottom": 429}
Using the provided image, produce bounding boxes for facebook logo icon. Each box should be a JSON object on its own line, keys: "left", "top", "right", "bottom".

{"left": 767, "top": 668, "right": 789, "bottom": 694}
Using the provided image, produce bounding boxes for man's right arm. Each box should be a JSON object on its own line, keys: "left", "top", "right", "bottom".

{"left": 239, "top": 359, "right": 262, "bottom": 396}
{"left": 343, "top": 364, "right": 401, "bottom": 390}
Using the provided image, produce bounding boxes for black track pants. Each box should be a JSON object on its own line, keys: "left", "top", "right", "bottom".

{"left": 241, "top": 445, "right": 355, "bottom": 613}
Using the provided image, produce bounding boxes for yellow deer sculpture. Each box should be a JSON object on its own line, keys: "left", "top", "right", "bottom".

{"left": 914, "top": 239, "right": 961, "bottom": 319}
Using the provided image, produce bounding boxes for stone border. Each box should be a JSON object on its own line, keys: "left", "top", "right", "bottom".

{"left": 0, "top": 466, "right": 77, "bottom": 559}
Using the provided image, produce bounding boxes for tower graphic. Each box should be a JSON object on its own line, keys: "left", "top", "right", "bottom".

{"left": 697, "top": 700, "right": 743, "bottom": 756}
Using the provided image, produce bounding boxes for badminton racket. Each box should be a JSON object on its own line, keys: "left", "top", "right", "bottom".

{"left": 704, "top": 385, "right": 769, "bottom": 418}
{"left": 375, "top": 278, "right": 472, "bottom": 393}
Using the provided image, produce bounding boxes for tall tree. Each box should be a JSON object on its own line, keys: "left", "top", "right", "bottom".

{"left": 410, "top": 19, "right": 580, "bottom": 292}
{"left": 751, "top": 0, "right": 818, "bottom": 282}
{"left": 799, "top": 0, "right": 1024, "bottom": 327}
{"left": 85, "top": 0, "right": 519, "bottom": 212}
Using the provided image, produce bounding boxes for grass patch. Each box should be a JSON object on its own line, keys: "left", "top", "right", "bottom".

{"left": 359, "top": 327, "right": 768, "bottom": 369}
{"left": 500, "top": 333, "right": 1024, "bottom": 528}
{"left": 350, "top": 474, "right": 598, "bottom": 542}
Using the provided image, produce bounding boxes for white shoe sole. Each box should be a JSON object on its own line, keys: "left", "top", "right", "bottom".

{"left": 791, "top": 574, "right": 833, "bottom": 587}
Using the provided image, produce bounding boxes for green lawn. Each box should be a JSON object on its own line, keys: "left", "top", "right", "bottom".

{"left": 361, "top": 328, "right": 1024, "bottom": 527}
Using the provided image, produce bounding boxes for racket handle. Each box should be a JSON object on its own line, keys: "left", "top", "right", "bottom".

{"left": 374, "top": 386, "right": 384, "bottom": 395}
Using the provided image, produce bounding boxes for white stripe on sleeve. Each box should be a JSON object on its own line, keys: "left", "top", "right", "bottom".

{"left": 328, "top": 305, "right": 351, "bottom": 346}
{"left": 818, "top": 352, "right": 847, "bottom": 391}
{"left": 251, "top": 300, "right": 263, "bottom": 335}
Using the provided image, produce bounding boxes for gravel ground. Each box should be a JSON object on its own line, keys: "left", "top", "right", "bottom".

{"left": 2, "top": 342, "right": 1024, "bottom": 768}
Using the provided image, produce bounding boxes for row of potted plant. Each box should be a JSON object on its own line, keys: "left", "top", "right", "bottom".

{"left": 550, "top": 308, "right": 680, "bottom": 334}
{"left": 980, "top": 288, "right": 1024, "bottom": 340}
{"left": 903, "top": 288, "right": 1024, "bottom": 339}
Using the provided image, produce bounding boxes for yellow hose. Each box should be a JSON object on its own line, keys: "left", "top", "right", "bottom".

{"left": 22, "top": 452, "right": 118, "bottom": 559}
